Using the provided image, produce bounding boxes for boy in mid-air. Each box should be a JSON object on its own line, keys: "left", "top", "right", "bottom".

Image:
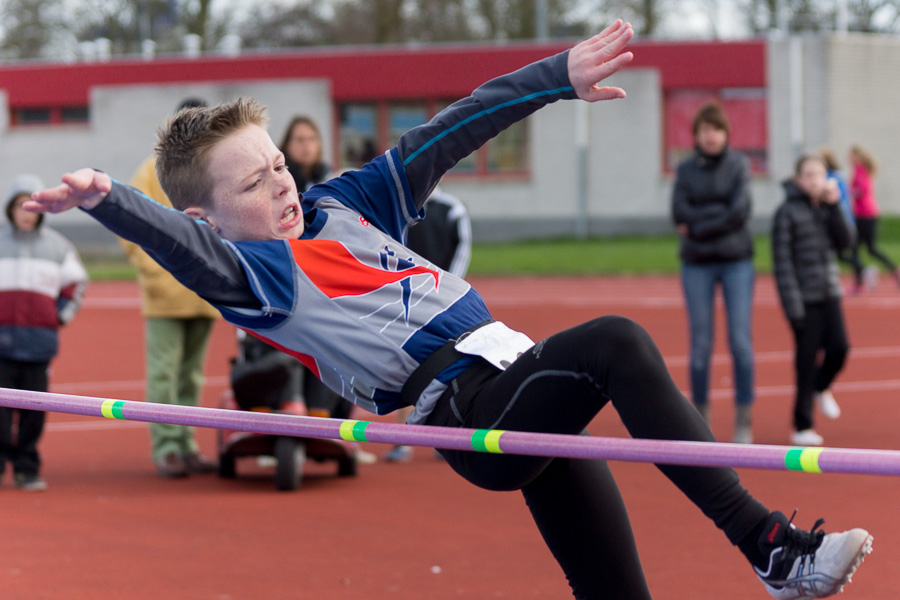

{"left": 28, "top": 21, "right": 871, "bottom": 600}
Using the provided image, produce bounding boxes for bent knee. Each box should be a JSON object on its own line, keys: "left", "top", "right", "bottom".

{"left": 586, "top": 315, "right": 656, "bottom": 356}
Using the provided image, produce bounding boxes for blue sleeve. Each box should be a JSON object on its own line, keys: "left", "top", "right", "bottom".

{"left": 213, "top": 240, "right": 294, "bottom": 330}
{"left": 398, "top": 50, "right": 576, "bottom": 208}
{"left": 303, "top": 50, "right": 575, "bottom": 243}
{"left": 303, "top": 148, "right": 419, "bottom": 244}
{"left": 84, "top": 180, "right": 258, "bottom": 307}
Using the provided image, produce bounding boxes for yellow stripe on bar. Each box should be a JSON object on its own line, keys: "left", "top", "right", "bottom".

{"left": 786, "top": 447, "right": 823, "bottom": 473}
{"left": 100, "top": 399, "right": 125, "bottom": 419}
{"left": 799, "top": 447, "right": 824, "bottom": 473}
{"left": 472, "top": 429, "right": 505, "bottom": 453}
{"left": 339, "top": 420, "right": 369, "bottom": 442}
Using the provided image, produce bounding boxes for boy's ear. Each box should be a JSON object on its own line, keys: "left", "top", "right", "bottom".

{"left": 184, "top": 206, "right": 217, "bottom": 232}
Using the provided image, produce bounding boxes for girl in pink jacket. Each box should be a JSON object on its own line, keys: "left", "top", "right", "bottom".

{"left": 847, "top": 145, "right": 899, "bottom": 291}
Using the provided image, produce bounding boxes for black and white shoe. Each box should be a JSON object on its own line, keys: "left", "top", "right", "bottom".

{"left": 754, "top": 511, "right": 872, "bottom": 600}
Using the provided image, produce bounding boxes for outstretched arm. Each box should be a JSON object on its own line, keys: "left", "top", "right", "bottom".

{"left": 398, "top": 20, "right": 634, "bottom": 208}
{"left": 28, "top": 170, "right": 257, "bottom": 308}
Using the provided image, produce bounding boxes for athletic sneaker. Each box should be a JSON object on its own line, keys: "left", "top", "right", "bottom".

{"left": 384, "top": 445, "right": 413, "bottom": 462}
{"left": 733, "top": 425, "right": 753, "bottom": 444}
{"left": 863, "top": 265, "right": 880, "bottom": 290}
{"left": 354, "top": 447, "right": 378, "bottom": 465}
{"left": 814, "top": 390, "right": 841, "bottom": 420}
{"left": 791, "top": 429, "right": 824, "bottom": 447}
{"left": 755, "top": 511, "right": 872, "bottom": 600}
{"left": 14, "top": 473, "right": 48, "bottom": 492}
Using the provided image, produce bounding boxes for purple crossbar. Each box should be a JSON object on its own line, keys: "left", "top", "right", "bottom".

{"left": 3, "top": 387, "right": 900, "bottom": 476}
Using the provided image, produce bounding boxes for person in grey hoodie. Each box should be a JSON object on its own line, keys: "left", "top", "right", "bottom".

{"left": 0, "top": 174, "right": 88, "bottom": 490}
{"left": 772, "top": 154, "right": 854, "bottom": 447}
{"left": 672, "top": 101, "right": 755, "bottom": 443}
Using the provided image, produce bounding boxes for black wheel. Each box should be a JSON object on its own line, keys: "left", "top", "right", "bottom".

{"left": 218, "top": 451, "right": 236, "bottom": 478}
{"left": 274, "top": 436, "right": 304, "bottom": 491}
{"left": 337, "top": 453, "right": 358, "bottom": 477}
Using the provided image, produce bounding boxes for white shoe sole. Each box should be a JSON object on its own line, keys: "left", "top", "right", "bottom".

{"left": 761, "top": 529, "right": 873, "bottom": 600}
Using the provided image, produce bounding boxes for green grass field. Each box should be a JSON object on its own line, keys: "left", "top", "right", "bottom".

{"left": 468, "top": 216, "right": 900, "bottom": 276}
{"left": 85, "top": 216, "right": 900, "bottom": 280}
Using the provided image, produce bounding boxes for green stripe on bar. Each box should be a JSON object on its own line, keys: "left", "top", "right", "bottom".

{"left": 471, "top": 429, "right": 505, "bottom": 453}
{"left": 339, "top": 420, "right": 370, "bottom": 442}
{"left": 100, "top": 399, "right": 125, "bottom": 419}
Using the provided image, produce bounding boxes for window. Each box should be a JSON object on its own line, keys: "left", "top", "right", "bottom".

{"left": 61, "top": 106, "right": 90, "bottom": 123}
{"left": 337, "top": 99, "right": 530, "bottom": 177}
{"left": 14, "top": 108, "right": 52, "bottom": 125}
{"left": 488, "top": 121, "right": 529, "bottom": 172}
{"left": 10, "top": 105, "right": 90, "bottom": 126}
{"left": 665, "top": 88, "right": 768, "bottom": 174}
{"left": 387, "top": 103, "right": 428, "bottom": 148}
{"left": 339, "top": 104, "right": 378, "bottom": 169}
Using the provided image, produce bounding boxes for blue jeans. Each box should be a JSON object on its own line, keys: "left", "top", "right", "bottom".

{"left": 681, "top": 259, "right": 755, "bottom": 408}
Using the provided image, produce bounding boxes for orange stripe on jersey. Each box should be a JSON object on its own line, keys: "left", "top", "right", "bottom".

{"left": 289, "top": 239, "right": 440, "bottom": 298}
{"left": 243, "top": 328, "right": 321, "bottom": 380}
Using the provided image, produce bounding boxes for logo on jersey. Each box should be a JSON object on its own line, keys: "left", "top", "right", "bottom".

{"left": 289, "top": 239, "right": 440, "bottom": 313}
{"left": 359, "top": 216, "right": 370, "bottom": 227}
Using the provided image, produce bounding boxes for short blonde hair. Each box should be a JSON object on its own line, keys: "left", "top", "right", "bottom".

{"left": 155, "top": 97, "right": 269, "bottom": 210}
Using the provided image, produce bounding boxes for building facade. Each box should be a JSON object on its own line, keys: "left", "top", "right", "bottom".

{"left": 0, "top": 34, "right": 894, "bottom": 248}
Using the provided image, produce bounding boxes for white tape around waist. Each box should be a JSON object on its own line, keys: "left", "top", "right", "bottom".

{"left": 454, "top": 321, "right": 535, "bottom": 371}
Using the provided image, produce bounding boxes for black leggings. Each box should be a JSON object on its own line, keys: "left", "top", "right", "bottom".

{"left": 425, "top": 316, "right": 769, "bottom": 599}
{"left": 0, "top": 358, "right": 49, "bottom": 477}
{"left": 848, "top": 217, "right": 897, "bottom": 284}
{"left": 792, "top": 300, "right": 849, "bottom": 431}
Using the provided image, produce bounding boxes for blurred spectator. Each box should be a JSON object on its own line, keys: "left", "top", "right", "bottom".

{"left": 772, "top": 154, "right": 854, "bottom": 447}
{"left": 820, "top": 148, "right": 856, "bottom": 274}
{"left": 671, "top": 101, "right": 755, "bottom": 444}
{"left": 278, "top": 115, "right": 333, "bottom": 192}
{"left": 846, "top": 145, "right": 899, "bottom": 292}
{"left": 0, "top": 174, "right": 88, "bottom": 490}
{"left": 120, "top": 98, "right": 220, "bottom": 478}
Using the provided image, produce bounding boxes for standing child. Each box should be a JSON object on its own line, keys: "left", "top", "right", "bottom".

{"left": 0, "top": 175, "right": 88, "bottom": 490}
{"left": 847, "top": 145, "right": 899, "bottom": 291}
{"left": 122, "top": 98, "right": 221, "bottom": 478}
{"left": 28, "top": 22, "right": 872, "bottom": 599}
{"left": 772, "top": 155, "right": 854, "bottom": 447}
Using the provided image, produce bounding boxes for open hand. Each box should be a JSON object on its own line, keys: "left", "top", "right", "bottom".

{"left": 24, "top": 169, "right": 112, "bottom": 214}
{"left": 568, "top": 20, "right": 635, "bottom": 102}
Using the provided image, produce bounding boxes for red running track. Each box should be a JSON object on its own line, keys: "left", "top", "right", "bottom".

{"left": 1, "top": 275, "right": 898, "bottom": 599}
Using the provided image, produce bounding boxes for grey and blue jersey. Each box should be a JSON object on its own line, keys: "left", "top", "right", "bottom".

{"left": 86, "top": 49, "right": 576, "bottom": 419}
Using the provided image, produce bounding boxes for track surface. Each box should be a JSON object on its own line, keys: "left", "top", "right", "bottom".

{"left": 1, "top": 275, "right": 898, "bottom": 599}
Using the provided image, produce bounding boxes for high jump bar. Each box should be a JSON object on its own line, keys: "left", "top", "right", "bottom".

{"left": 2, "top": 387, "right": 898, "bottom": 476}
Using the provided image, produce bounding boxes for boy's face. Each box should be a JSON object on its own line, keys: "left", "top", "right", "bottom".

{"left": 188, "top": 124, "right": 304, "bottom": 242}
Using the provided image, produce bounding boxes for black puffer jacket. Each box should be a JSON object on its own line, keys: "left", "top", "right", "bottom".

{"left": 771, "top": 181, "right": 855, "bottom": 323}
{"left": 671, "top": 147, "right": 753, "bottom": 264}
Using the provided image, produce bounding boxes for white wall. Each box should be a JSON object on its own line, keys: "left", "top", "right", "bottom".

{"left": 0, "top": 79, "right": 330, "bottom": 247}
{"left": 828, "top": 34, "right": 900, "bottom": 213}
{"left": 443, "top": 69, "right": 669, "bottom": 239}
{"left": 4, "top": 34, "right": 899, "bottom": 250}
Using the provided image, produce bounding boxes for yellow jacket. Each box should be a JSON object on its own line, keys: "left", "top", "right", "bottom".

{"left": 120, "top": 157, "right": 220, "bottom": 320}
